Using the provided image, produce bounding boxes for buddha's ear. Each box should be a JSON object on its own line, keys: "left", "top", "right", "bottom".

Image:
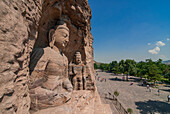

{"left": 49, "top": 29, "right": 55, "bottom": 43}
{"left": 49, "top": 29, "right": 55, "bottom": 47}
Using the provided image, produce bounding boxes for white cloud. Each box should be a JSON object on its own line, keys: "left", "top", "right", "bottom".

{"left": 156, "top": 41, "right": 165, "bottom": 47}
{"left": 147, "top": 43, "right": 151, "bottom": 46}
{"left": 148, "top": 46, "right": 160, "bottom": 54}
{"left": 167, "top": 38, "right": 170, "bottom": 41}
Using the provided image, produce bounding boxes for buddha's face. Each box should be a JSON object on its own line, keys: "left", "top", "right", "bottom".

{"left": 75, "top": 52, "right": 82, "bottom": 64}
{"left": 52, "top": 28, "right": 69, "bottom": 49}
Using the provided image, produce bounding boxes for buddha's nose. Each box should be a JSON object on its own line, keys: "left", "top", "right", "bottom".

{"left": 65, "top": 38, "right": 69, "bottom": 43}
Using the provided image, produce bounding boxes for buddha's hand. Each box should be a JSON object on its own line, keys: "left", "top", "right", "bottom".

{"left": 63, "top": 79, "right": 73, "bottom": 92}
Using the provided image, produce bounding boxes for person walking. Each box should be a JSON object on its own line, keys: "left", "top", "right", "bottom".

{"left": 149, "top": 87, "right": 151, "bottom": 92}
{"left": 147, "top": 85, "right": 149, "bottom": 89}
{"left": 157, "top": 89, "right": 160, "bottom": 96}
{"left": 167, "top": 95, "right": 170, "bottom": 102}
{"left": 105, "top": 78, "right": 106, "bottom": 82}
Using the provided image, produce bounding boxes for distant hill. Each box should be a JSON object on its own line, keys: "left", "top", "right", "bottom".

{"left": 163, "top": 60, "right": 170, "bottom": 65}
{"left": 93, "top": 60, "right": 102, "bottom": 66}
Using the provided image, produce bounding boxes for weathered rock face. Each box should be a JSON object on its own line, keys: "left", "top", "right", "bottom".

{"left": 0, "top": 0, "right": 111, "bottom": 114}
{"left": 0, "top": 0, "right": 41, "bottom": 113}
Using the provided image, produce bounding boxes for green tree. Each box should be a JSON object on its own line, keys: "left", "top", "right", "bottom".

{"left": 136, "top": 61, "right": 148, "bottom": 78}
{"left": 114, "top": 90, "right": 119, "bottom": 97}
{"left": 99, "top": 63, "right": 108, "bottom": 71}
{"left": 119, "top": 59, "right": 125, "bottom": 74}
{"left": 148, "top": 64, "right": 161, "bottom": 84}
{"left": 110, "top": 61, "right": 119, "bottom": 74}
{"left": 124, "top": 59, "right": 137, "bottom": 80}
{"left": 94, "top": 63, "right": 99, "bottom": 69}
{"left": 165, "top": 72, "right": 170, "bottom": 81}
{"left": 164, "top": 65, "right": 170, "bottom": 81}
{"left": 127, "top": 108, "right": 133, "bottom": 114}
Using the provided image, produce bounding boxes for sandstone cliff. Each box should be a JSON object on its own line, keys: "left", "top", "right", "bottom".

{"left": 0, "top": 0, "right": 111, "bottom": 113}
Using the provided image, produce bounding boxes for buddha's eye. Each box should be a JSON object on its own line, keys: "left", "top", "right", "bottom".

{"left": 63, "top": 33, "right": 68, "bottom": 38}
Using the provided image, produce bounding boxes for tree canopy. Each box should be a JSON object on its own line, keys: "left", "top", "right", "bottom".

{"left": 94, "top": 59, "right": 170, "bottom": 83}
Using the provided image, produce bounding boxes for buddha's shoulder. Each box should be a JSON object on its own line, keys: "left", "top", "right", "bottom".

{"left": 32, "top": 47, "right": 67, "bottom": 61}
{"left": 33, "top": 47, "right": 58, "bottom": 56}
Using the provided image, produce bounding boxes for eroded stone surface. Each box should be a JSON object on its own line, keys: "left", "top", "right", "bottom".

{"left": 31, "top": 91, "right": 112, "bottom": 114}
{"left": 0, "top": 0, "right": 112, "bottom": 113}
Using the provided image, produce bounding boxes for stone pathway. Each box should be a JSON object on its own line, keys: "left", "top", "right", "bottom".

{"left": 96, "top": 70, "right": 170, "bottom": 114}
{"left": 100, "top": 95, "right": 120, "bottom": 114}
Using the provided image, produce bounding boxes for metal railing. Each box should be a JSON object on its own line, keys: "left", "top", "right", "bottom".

{"left": 99, "top": 92, "right": 128, "bottom": 114}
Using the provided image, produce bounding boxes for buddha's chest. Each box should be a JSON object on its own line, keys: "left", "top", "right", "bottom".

{"left": 73, "top": 65, "right": 83, "bottom": 74}
{"left": 34, "top": 47, "right": 68, "bottom": 73}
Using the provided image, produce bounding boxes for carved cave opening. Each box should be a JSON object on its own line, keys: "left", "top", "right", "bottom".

{"left": 28, "top": 0, "right": 95, "bottom": 111}
{"left": 33, "top": 0, "right": 87, "bottom": 63}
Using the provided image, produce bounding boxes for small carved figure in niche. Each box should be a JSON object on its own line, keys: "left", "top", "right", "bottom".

{"left": 29, "top": 21, "right": 73, "bottom": 110}
{"left": 69, "top": 52, "right": 86, "bottom": 90}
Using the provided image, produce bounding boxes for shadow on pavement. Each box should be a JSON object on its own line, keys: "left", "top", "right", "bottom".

{"left": 160, "top": 89, "right": 170, "bottom": 92}
{"left": 164, "top": 85, "right": 170, "bottom": 87}
{"left": 108, "top": 77, "right": 154, "bottom": 88}
{"left": 129, "top": 77, "right": 141, "bottom": 82}
{"left": 109, "top": 78, "right": 123, "bottom": 81}
{"left": 108, "top": 77, "right": 142, "bottom": 83}
{"left": 135, "top": 100, "right": 170, "bottom": 114}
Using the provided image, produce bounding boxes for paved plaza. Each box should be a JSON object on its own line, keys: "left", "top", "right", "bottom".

{"left": 96, "top": 70, "right": 170, "bottom": 114}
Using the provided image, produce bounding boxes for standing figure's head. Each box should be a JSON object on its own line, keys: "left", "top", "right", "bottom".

{"left": 74, "top": 51, "right": 82, "bottom": 64}
{"left": 49, "top": 21, "right": 69, "bottom": 50}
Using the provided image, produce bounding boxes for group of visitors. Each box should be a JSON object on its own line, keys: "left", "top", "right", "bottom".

{"left": 95, "top": 72, "right": 107, "bottom": 82}
{"left": 146, "top": 85, "right": 152, "bottom": 92}
{"left": 146, "top": 85, "right": 170, "bottom": 102}
{"left": 96, "top": 77, "right": 107, "bottom": 82}
{"left": 129, "top": 82, "right": 170, "bottom": 102}
{"left": 95, "top": 70, "right": 170, "bottom": 102}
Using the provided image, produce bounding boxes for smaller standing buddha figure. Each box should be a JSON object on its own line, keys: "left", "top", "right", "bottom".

{"left": 69, "top": 52, "right": 86, "bottom": 90}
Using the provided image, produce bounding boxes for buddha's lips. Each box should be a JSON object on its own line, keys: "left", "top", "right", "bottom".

{"left": 62, "top": 41, "right": 68, "bottom": 47}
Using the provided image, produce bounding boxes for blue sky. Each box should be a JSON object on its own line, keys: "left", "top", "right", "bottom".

{"left": 88, "top": 0, "right": 170, "bottom": 63}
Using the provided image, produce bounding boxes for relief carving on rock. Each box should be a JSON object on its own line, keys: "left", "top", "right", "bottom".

{"left": 28, "top": 21, "right": 73, "bottom": 110}
{"left": 69, "top": 52, "right": 86, "bottom": 90}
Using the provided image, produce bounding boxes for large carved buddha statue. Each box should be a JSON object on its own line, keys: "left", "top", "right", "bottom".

{"left": 29, "top": 21, "right": 73, "bottom": 110}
